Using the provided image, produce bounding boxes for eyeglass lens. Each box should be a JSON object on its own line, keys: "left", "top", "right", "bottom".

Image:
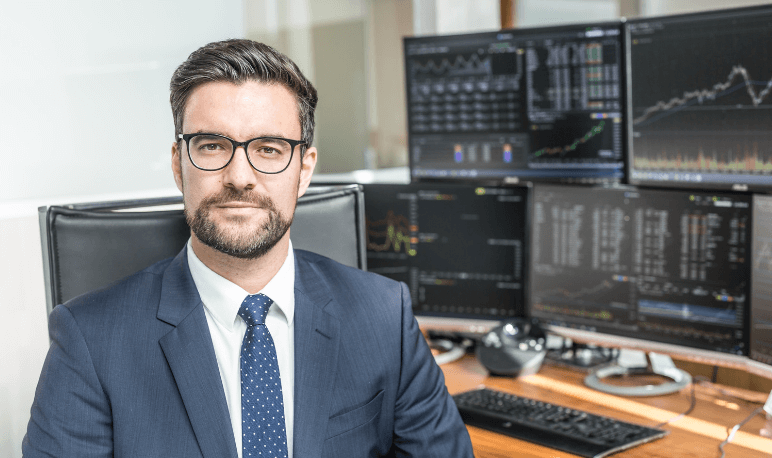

{"left": 188, "top": 134, "right": 293, "bottom": 172}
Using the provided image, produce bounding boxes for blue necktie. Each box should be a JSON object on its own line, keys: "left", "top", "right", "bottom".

{"left": 238, "top": 293, "right": 288, "bottom": 457}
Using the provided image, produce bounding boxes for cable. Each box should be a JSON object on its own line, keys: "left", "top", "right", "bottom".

{"left": 429, "top": 338, "right": 470, "bottom": 365}
{"left": 653, "top": 377, "right": 697, "bottom": 428}
{"left": 544, "top": 334, "right": 619, "bottom": 370}
{"left": 650, "top": 373, "right": 764, "bottom": 430}
{"left": 694, "top": 376, "right": 766, "bottom": 407}
{"left": 717, "top": 406, "right": 764, "bottom": 458}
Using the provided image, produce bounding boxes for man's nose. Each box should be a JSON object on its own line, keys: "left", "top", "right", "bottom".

{"left": 222, "top": 146, "right": 257, "bottom": 190}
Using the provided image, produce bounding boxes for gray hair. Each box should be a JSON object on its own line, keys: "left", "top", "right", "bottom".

{"left": 170, "top": 39, "right": 318, "bottom": 152}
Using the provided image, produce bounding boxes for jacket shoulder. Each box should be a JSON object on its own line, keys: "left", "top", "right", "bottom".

{"left": 294, "top": 248, "right": 400, "bottom": 290}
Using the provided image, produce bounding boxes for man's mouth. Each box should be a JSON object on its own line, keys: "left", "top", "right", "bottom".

{"left": 217, "top": 201, "right": 260, "bottom": 208}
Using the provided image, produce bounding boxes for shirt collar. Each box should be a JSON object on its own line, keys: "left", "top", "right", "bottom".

{"left": 186, "top": 239, "right": 296, "bottom": 331}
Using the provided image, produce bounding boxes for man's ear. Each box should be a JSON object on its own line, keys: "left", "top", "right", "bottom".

{"left": 172, "top": 141, "right": 184, "bottom": 193}
{"left": 297, "top": 146, "right": 317, "bottom": 198}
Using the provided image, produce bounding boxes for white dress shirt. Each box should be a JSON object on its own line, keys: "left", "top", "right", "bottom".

{"left": 186, "top": 240, "right": 295, "bottom": 458}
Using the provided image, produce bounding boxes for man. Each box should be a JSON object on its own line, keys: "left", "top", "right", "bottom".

{"left": 23, "top": 39, "right": 473, "bottom": 457}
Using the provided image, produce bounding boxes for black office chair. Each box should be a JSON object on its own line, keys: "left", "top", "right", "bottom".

{"left": 38, "top": 184, "right": 366, "bottom": 315}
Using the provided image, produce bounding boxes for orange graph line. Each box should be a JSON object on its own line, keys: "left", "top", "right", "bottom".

{"left": 366, "top": 211, "right": 417, "bottom": 256}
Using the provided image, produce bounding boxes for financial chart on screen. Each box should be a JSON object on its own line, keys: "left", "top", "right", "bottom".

{"left": 363, "top": 183, "right": 528, "bottom": 327}
{"left": 751, "top": 195, "right": 772, "bottom": 366}
{"left": 627, "top": 6, "right": 772, "bottom": 191}
{"left": 530, "top": 185, "right": 751, "bottom": 355}
{"left": 404, "top": 22, "right": 624, "bottom": 184}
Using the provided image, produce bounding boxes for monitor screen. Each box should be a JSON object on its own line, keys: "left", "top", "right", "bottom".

{"left": 404, "top": 22, "right": 625, "bottom": 184}
{"left": 363, "top": 183, "right": 529, "bottom": 332}
{"left": 529, "top": 184, "right": 751, "bottom": 357}
{"left": 751, "top": 194, "right": 772, "bottom": 366}
{"left": 627, "top": 5, "right": 772, "bottom": 191}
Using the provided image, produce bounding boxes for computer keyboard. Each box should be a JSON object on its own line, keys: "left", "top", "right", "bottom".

{"left": 453, "top": 387, "right": 668, "bottom": 458}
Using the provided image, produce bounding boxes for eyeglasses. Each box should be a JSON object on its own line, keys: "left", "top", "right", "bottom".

{"left": 178, "top": 133, "right": 306, "bottom": 174}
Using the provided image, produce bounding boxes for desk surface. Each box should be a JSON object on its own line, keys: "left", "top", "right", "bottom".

{"left": 440, "top": 355, "right": 772, "bottom": 458}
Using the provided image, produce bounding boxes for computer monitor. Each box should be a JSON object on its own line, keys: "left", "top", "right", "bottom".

{"left": 751, "top": 194, "right": 772, "bottom": 368}
{"left": 529, "top": 184, "right": 751, "bottom": 363}
{"left": 627, "top": 5, "right": 772, "bottom": 192}
{"left": 404, "top": 21, "right": 625, "bottom": 184}
{"left": 362, "top": 183, "right": 529, "bottom": 334}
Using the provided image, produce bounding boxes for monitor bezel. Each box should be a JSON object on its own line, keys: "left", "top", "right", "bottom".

{"left": 526, "top": 183, "right": 753, "bottom": 360}
{"left": 750, "top": 193, "right": 772, "bottom": 371}
{"left": 362, "top": 181, "right": 532, "bottom": 334}
{"left": 625, "top": 4, "right": 772, "bottom": 193}
{"left": 544, "top": 323, "right": 752, "bottom": 368}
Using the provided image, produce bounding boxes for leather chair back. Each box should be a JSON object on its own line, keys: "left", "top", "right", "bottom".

{"left": 38, "top": 184, "right": 366, "bottom": 314}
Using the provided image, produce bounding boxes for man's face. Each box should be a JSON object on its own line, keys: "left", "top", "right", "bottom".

{"left": 172, "top": 80, "right": 317, "bottom": 259}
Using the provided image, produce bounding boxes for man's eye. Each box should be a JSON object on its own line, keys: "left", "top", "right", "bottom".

{"left": 195, "top": 142, "right": 227, "bottom": 153}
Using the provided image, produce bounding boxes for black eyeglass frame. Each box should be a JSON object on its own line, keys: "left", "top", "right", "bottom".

{"left": 178, "top": 133, "right": 307, "bottom": 174}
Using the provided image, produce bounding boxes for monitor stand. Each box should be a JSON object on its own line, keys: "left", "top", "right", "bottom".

{"left": 545, "top": 340, "right": 618, "bottom": 371}
{"left": 584, "top": 351, "right": 692, "bottom": 397}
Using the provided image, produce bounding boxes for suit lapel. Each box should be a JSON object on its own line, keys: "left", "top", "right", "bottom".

{"left": 293, "top": 253, "right": 341, "bottom": 458}
{"left": 157, "top": 250, "right": 238, "bottom": 458}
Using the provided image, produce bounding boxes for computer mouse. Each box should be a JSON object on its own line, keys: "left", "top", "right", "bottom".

{"left": 476, "top": 318, "right": 547, "bottom": 377}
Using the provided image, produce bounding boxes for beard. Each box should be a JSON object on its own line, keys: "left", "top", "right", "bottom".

{"left": 185, "top": 188, "right": 294, "bottom": 260}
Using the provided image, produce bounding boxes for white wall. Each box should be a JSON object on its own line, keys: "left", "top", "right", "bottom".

{"left": 244, "top": 0, "right": 372, "bottom": 174}
{"left": 0, "top": 2, "right": 243, "bottom": 457}
{"left": 412, "top": 0, "right": 500, "bottom": 35}
{"left": 517, "top": 0, "right": 619, "bottom": 27}
{"left": 435, "top": 0, "right": 500, "bottom": 34}
{"left": 1, "top": 1, "right": 242, "bottom": 204}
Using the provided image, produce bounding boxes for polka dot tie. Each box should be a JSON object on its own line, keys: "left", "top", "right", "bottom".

{"left": 238, "top": 293, "right": 288, "bottom": 458}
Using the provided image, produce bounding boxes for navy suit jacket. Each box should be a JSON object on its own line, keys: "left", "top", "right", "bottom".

{"left": 23, "top": 249, "right": 473, "bottom": 457}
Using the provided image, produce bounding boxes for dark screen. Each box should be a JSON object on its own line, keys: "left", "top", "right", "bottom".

{"left": 404, "top": 23, "right": 624, "bottom": 184}
{"left": 363, "top": 183, "right": 528, "bottom": 321}
{"left": 627, "top": 6, "right": 772, "bottom": 191}
{"left": 530, "top": 184, "right": 751, "bottom": 355}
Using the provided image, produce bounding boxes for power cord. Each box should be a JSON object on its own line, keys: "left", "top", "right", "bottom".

{"left": 652, "top": 377, "right": 697, "bottom": 428}
{"left": 646, "top": 373, "right": 767, "bottom": 457}
{"left": 694, "top": 376, "right": 767, "bottom": 407}
{"left": 717, "top": 407, "right": 765, "bottom": 458}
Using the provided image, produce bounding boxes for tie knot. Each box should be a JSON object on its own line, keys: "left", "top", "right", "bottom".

{"left": 238, "top": 293, "right": 272, "bottom": 326}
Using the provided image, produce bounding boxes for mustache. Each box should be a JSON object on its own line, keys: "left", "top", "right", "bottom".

{"left": 199, "top": 188, "right": 276, "bottom": 210}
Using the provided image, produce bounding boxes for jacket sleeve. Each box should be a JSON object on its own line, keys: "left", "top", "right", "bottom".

{"left": 391, "top": 282, "right": 474, "bottom": 457}
{"left": 23, "top": 304, "right": 113, "bottom": 458}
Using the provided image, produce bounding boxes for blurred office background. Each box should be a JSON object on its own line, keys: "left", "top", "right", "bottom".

{"left": 1, "top": 0, "right": 769, "bottom": 456}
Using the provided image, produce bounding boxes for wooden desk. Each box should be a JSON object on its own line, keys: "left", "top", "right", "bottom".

{"left": 441, "top": 355, "right": 772, "bottom": 458}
